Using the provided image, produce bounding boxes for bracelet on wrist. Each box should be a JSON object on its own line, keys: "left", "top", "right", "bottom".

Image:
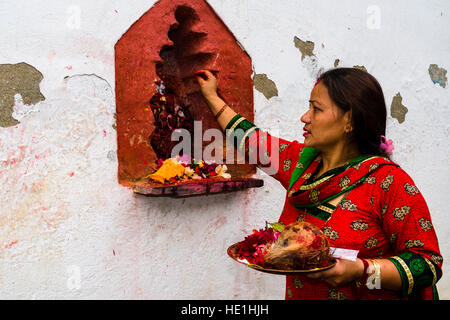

{"left": 215, "top": 104, "right": 229, "bottom": 120}
{"left": 356, "top": 258, "right": 370, "bottom": 288}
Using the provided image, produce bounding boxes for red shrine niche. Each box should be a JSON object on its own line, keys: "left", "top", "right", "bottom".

{"left": 115, "top": 0, "right": 263, "bottom": 197}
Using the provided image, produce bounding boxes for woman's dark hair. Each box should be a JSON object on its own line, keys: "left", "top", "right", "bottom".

{"left": 316, "top": 67, "right": 389, "bottom": 158}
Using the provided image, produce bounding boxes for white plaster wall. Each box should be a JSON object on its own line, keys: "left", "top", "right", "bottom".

{"left": 0, "top": 0, "right": 449, "bottom": 299}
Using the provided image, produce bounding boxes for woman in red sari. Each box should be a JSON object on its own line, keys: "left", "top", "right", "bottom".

{"left": 196, "top": 68, "right": 442, "bottom": 300}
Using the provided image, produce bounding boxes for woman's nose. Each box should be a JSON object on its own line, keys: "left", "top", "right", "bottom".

{"left": 301, "top": 110, "right": 310, "bottom": 124}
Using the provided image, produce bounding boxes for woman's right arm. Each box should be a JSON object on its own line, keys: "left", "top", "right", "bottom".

{"left": 195, "top": 70, "right": 238, "bottom": 130}
{"left": 196, "top": 70, "right": 304, "bottom": 190}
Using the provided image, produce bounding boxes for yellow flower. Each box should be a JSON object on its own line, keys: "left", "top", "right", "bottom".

{"left": 184, "top": 166, "right": 195, "bottom": 177}
{"left": 147, "top": 158, "right": 185, "bottom": 184}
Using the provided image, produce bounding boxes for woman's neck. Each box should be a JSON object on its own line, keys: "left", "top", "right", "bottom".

{"left": 317, "top": 145, "right": 361, "bottom": 176}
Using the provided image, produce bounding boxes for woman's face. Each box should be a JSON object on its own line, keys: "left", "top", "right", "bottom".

{"left": 301, "top": 82, "right": 351, "bottom": 152}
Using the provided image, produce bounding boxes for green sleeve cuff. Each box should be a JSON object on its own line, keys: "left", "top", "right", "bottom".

{"left": 224, "top": 114, "right": 260, "bottom": 152}
{"left": 388, "top": 251, "right": 441, "bottom": 299}
{"left": 225, "top": 114, "right": 243, "bottom": 132}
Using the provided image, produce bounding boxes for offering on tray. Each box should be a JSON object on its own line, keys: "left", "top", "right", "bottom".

{"left": 231, "top": 221, "right": 333, "bottom": 272}
{"left": 263, "top": 222, "right": 331, "bottom": 270}
{"left": 146, "top": 155, "right": 231, "bottom": 185}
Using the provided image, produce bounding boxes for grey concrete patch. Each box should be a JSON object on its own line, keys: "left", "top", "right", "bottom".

{"left": 0, "top": 62, "right": 45, "bottom": 127}
{"left": 253, "top": 74, "right": 278, "bottom": 100}
{"left": 353, "top": 65, "right": 367, "bottom": 72}
{"left": 390, "top": 92, "right": 408, "bottom": 124}
{"left": 428, "top": 64, "right": 447, "bottom": 88}
{"left": 294, "top": 36, "right": 315, "bottom": 61}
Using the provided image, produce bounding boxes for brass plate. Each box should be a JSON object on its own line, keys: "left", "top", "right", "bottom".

{"left": 227, "top": 243, "right": 336, "bottom": 275}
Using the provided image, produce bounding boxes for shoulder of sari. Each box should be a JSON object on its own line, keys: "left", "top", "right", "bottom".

{"left": 351, "top": 155, "right": 399, "bottom": 175}
{"left": 287, "top": 154, "right": 400, "bottom": 211}
{"left": 288, "top": 153, "right": 398, "bottom": 194}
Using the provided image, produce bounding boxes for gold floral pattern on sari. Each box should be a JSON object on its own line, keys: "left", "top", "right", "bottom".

{"left": 323, "top": 226, "right": 340, "bottom": 241}
{"left": 339, "top": 199, "right": 358, "bottom": 211}
{"left": 293, "top": 276, "right": 304, "bottom": 289}
{"left": 350, "top": 220, "right": 369, "bottom": 231}
{"left": 380, "top": 174, "right": 394, "bottom": 191}
{"left": 405, "top": 239, "right": 425, "bottom": 249}
{"left": 364, "top": 236, "right": 379, "bottom": 248}
{"left": 296, "top": 213, "right": 306, "bottom": 222}
{"left": 365, "top": 176, "right": 376, "bottom": 184}
{"left": 295, "top": 162, "right": 304, "bottom": 169}
{"left": 283, "top": 158, "right": 292, "bottom": 172}
{"left": 392, "top": 205, "right": 411, "bottom": 221}
{"left": 419, "top": 218, "right": 433, "bottom": 232}
{"left": 352, "top": 162, "right": 362, "bottom": 170}
{"left": 309, "top": 188, "right": 320, "bottom": 205}
{"left": 328, "top": 289, "right": 346, "bottom": 300}
{"left": 279, "top": 143, "right": 289, "bottom": 152}
{"left": 339, "top": 176, "right": 351, "bottom": 189}
{"left": 430, "top": 253, "right": 443, "bottom": 266}
{"left": 301, "top": 172, "right": 312, "bottom": 179}
{"left": 404, "top": 183, "right": 419, "bottom": 195}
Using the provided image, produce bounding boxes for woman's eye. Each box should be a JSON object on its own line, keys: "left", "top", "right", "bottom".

{"left": 313, "top": 106, "right": 320, "bottom": 112}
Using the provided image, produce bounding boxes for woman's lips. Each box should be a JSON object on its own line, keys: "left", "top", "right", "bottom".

{"left": 303, "top": 128, "right": 311, "bottom": 137}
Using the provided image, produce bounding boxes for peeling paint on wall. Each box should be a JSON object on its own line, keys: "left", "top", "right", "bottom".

{"left": 293, "top": 36, "right": 315, "bottom": 61}
{"left": 253, "top": 73, "right": 278, "bottom": 100}
{"left": 353, "top": 65, "right": 367, "bottom": 72}
{"left": 334, "top": 59, "right": 340, "bottom": 68}
{"left": 0, "top": 63, "right": 45, "bottom": 128}
{"left": 428, "top": 64, "right": 447, "bottom": 88}
{"left": 390, "top": 92, "right": 408, "bottom": 124}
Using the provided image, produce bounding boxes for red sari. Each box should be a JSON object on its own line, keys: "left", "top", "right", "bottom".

{"left": 226, "top": 114, "right": 443, "bottom": 300}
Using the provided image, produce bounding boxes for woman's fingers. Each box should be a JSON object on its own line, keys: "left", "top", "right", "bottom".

{"left": 195, "top": 74, "right": 206, "bottom": 85}
{"left": 194, "top": 69, "right": 219, "bottom": 100}
{"left": 195, "top": 69, "right": 215, "bottom": 82}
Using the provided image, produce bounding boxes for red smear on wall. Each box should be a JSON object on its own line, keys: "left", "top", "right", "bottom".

{"left": 115, "top": 0, "right": 255, "bottom": 187}
{"left": 5, "top": 240, "right": 18, "bottom": 249}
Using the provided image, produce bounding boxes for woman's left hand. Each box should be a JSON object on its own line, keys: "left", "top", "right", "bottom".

{"left": 306, "top": 258, "right": 364, "bottom": 287}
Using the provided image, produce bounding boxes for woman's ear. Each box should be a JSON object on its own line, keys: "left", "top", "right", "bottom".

{"left": 344, "top": 110, "right": 353, "bottom": 133}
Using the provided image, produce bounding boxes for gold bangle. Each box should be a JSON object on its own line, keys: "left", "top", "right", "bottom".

{"left": 366, "top": 259, "right": 381, "bottom": 290}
